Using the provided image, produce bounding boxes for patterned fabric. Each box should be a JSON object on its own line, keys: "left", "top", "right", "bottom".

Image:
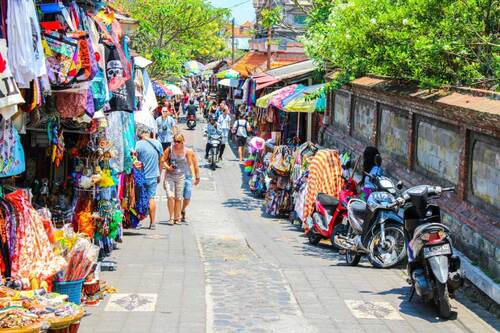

{"left": 5, "top": 190, "right": 66, "bottom": 284}
{"left": 303, "top": 150, "right": 344, "bottom": 219}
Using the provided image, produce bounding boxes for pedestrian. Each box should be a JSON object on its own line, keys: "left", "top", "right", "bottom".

{"left": 162, "top": 134, "right": 200, "bottom": 224}
{"left": 181, "top": 146, "right": 200, "bottom": 222}
{"left": 232, "top": 113, "right": 252, "bottom": 162}
{"left": 135, "top": 126, "right": 163, "bottom": 229}
{"left": 156, "top": 106, "right": 177, "bottom": 151}
{"left": 217, "top": 106, "right": 232, "bottom": 160}
{"left": 182, "top": 91, "right": 189, "bottom": 116}
{"left": 174, "top": 96, "right": 181, "bottom": 117}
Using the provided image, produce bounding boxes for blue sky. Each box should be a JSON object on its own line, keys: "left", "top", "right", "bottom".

{"left": 209, "top": 0, "right": 256, "bottom": 24}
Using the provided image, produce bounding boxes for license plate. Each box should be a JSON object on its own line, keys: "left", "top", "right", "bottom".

{"left": 423, "top": 244, "right": 451, "bottom": 258}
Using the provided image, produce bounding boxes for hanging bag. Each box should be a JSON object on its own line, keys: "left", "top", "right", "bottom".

{"left": 0, "top": 119, "right": 26, "bottom": 177}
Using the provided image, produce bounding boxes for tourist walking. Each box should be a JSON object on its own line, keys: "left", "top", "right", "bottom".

{"left": 162, "top": 134, "right": 200, "bottom": 224}
{"left": 135, "top": 126, "right": 163, "bottom": 229}
{"left": 232, "top": 114, "right": 252, "bottom": 162}
{"left": 217, "top": 106, "right": 232, "bottom": 160}
{"left": 156, "top": 106, "right": 177, "bottom": 151}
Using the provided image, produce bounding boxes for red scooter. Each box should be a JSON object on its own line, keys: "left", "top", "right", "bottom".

{"left": 305, "top": 158, "right": 359, "bottom": 249}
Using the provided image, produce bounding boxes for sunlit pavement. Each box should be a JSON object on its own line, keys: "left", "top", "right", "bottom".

{"left": 80, "top": 120, "right": 499, "bottom": 333}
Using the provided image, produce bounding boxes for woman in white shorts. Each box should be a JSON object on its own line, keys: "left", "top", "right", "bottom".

{"left": 162, "top": 134, "right": 199, "bottom": 224}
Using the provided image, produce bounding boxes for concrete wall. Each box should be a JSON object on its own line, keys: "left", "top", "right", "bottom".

{"left": 416, "top": 119, "right": 460, "bottom": 184}
{"left": 378, "top": 105, "right": 409, "bottom": 164}
{"left": 324, "top": 84, "right": 500, "bottom": 280}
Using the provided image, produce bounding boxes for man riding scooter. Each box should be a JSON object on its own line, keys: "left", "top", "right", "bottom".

{"left": 186, "top": 99, "right": 198, "bottom": 129}
{"left": 205, "top": 115, "right": 223, "bottom": 159}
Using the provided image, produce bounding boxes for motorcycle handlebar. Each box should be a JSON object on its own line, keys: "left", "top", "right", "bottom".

{"left": 442, "top": 187, "right": 455, "bottom": 192}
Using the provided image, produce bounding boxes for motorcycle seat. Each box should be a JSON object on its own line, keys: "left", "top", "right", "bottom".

{"left": 318, "top": 193, "right": 338, "bottom": 210}
{"left": 350, "top": 200, "right": 367, "bottom": 223}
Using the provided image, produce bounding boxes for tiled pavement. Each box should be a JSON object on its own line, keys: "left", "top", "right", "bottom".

{"left": 80, "top": 122, "right": 499, "bottom": 333}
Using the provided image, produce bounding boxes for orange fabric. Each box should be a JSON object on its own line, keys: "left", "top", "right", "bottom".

{"left": 303, "top": 150, "right": 344, "bottom": 219}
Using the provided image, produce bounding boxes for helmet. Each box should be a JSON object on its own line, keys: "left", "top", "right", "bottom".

{"left": 189, "top": 99, "right": 195, "bottom": 105}
{"left": 209, "top": 115, "right": 216, "bottom": 121}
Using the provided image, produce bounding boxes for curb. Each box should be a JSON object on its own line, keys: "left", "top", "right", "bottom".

{"left": 455, "top": 248, "right": 500, "bottom": 305}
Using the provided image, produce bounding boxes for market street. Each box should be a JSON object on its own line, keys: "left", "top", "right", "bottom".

{"left": 80, "top": 123, "right": 498, "bottom": 333}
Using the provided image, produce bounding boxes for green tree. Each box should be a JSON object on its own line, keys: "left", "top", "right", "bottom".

{"left": 116, "top": 0, "right": 231, "bottom": 78}
{"left": 303, "top": 0, "right": 499, "bottom": 89}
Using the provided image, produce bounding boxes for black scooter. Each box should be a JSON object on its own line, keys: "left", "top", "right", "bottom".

{"left": 389, "top": 185, "right": 463, "bottom": 319}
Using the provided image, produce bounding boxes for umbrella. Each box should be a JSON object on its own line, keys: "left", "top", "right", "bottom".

{"left": 151, "top": 80, "right": 168, "bottom": 97}
{"left": 184, "top": 60, "right": 205, "bottom": 74}
{"left": 282, "top": 84, "right": 326, "bottom": 113}
{"left": 269, "top": 84, "right": 303, "bottom": 109}
{"left": 164, "top": 83, "right": 183, "bottom": 95}
{"left": 218, "top": 78, "right": 239, "bottom": 88}
{"left": 216, "top": 69, "right": 240, "bottom": 79}
{"left": 256, "top": 84, "right": 302, "bottom": 108}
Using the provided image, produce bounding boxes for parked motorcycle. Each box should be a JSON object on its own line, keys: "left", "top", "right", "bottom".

{"left": 389, "top": 185, "right": 462, "bottom": 319}
{"left": 334, "top": 173, "right": 407, "bottom": 268}
{"left": 207, "top": 135, "right": 222, "bottom": 170}
{"left": 187, "top": 114, "right": 197, "bottom": 129}
{"left": 306, "top": 156, "right": 359, "bottom": 248}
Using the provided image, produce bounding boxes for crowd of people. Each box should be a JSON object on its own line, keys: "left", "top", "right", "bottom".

{"left": 133, "top": 89, "right": 252, "bottom": 228}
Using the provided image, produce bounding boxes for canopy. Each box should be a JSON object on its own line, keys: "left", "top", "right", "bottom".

{"left": 164, "top": 83, "right": 183, "bottom": 95}
{"left": 184, "top": 60, "right": 205, "bottom": 74}
{"left": 218, "top": 78, "right": 239, "bottom": 88}
{"left": 256, "top": 84, "right": 302, "bottom": 109}
{"left": 282, "top": 84, "right": 326, "bottom": 113}
{"left": 216, "top": 69, "right": 240, "bottom": 79}
{"left": 134, "top": 56, "right": 153, "bottom": 68}
{"left": 152, "top": 80, "right": 169, "bottom": 97}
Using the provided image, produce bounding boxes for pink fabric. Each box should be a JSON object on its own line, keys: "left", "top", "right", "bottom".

{"left": 269, "top": 84, "right": 299, "bottom": 110}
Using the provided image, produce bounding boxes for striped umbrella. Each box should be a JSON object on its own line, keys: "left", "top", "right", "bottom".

{"left": 282, "top": 84, "right": 326, "bottom": 113}
{"left": 256, "top": 84, "right": 303, "bottom": 109}
{"left": 184, "top": 61, "right": 205, "bottom": 74}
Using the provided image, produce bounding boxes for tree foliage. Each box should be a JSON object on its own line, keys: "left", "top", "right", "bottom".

{"left": 303, "top": 0, "right": 499, "bottom": 89}
{"left": 116, "top": 0, "right": 231, "bottom": 78}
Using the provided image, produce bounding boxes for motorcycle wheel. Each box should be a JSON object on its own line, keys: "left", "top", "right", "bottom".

{"left": 435, "top": 282, "right": 452, "bottom": 319}
{"left": 307, "top": 231, "right": 321, "bottom": 245}
{"left": 210, "top": 148, "right": 217, "bottom": 170}
{"left": 367, "top": 224, "right": 406, "bottom": 268}
{"left": 331, "top": 223, "right": 347, "bottom": 250}
{"left": 345, "top": 225, "right": 361, "bottom": 266}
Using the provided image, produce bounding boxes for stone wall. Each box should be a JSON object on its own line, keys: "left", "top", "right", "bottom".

{"left": 322, "top": 80, "right": 500, "bottom": 281}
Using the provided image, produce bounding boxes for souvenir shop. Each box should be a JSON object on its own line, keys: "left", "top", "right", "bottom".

{"left": 0, "top": 0, "right": 154, "bottom": 330}
{"left": 244, "top": 82, "right": 348, "bottom": 224}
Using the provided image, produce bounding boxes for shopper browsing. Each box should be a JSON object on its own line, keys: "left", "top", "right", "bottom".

{"left": 135, "top": 126, "right": 163, "bottom": 229}
{"left": 156, "top": 107, "right": 177, "bottom": 151}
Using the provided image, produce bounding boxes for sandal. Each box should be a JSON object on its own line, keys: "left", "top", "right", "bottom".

{"left": 168, "top": 219, "right": 175, "bottom": 225}
{"left": 174, "top": 219, "right": 181, "bottom": 225}
{"left": 149, "top": 224, "right": 156, "bottom": 230}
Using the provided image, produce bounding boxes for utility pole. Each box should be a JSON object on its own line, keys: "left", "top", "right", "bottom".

{"left": 231, "top": 18, "right": 235, "bottom": 65}
{"left": 266, "top": 0, "right": 272, "bottom": 70}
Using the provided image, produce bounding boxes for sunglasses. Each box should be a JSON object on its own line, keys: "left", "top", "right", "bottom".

{"left": 174, "top": 140, "right": 182, "bottom": 143}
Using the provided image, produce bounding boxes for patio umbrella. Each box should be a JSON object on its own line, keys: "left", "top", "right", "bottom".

{"left": 256, "top": 84, "right": 302, "bottom": 108}
{"left": 216, "top": 69, "right": 240, "bottom": 79}
{"left": 282, "top": 84, "right": 326, "bottom": 113}
{"left": 151, "top": 80, "right": 168, "bottom": 97}
{"left": 164, "top": 83, "right": 183, "bottom": 95}
{"left": 184, "top": 60, "right": 205, "bottom": 74}
{"left": 269, "top": 84, "right": 304, "bottom": 109}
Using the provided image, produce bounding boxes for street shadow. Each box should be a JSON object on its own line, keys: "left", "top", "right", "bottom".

{"left": 222, "top": 197, "right": 262, "bottom": 212}
{"left": 123, "top": 231, "right": 147, "bottom": 236}
{"left": 293, "top": 242, "right": 343, "bottom": 262}
{"left": 376, "top": 286, "right": 458, "bottom": 322}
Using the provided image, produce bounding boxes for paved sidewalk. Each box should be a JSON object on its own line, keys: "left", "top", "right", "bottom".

{"left": 80, "top": 122, "right": 499, "bottom": 333}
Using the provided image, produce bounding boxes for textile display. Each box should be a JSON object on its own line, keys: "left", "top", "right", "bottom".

{"left": 0, "top": 39, "right": 25, "bottom": 110}
{"left": 105, "top": 44, "right": 135, "bottom": 111}
{"left": 0, "top": 118, "right": 26, "bottom": 177}
{"left": 303, "top": 150, "right": 344, "bottom": 219}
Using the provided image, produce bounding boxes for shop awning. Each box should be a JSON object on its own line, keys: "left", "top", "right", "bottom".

{"left": 232, "top": 51, "right": 307, "bottom": 78}
{"left": 218, "top": 78, "right": 239, "bottom": 88}
{"left": 256, "top": 84, "right": 303, "bottom": 109}
{"left": 216, "top": 69, "right": 240, "bottom": 79}
{"left": 282, "top": 84, "right": 326, "bottom": 113}
{"left": 253, "top": 73, "right": 279, "bottom": 90}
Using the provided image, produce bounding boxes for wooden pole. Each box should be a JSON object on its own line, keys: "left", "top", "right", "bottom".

{"left": 231, "top": 18, "right": 235, "bottom": 65}
{"left": 266, "top": 0, "right": 272, "bottom": 70}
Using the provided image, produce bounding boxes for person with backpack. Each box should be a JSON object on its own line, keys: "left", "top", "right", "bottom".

{"left": 135, "top": 126, "right": 163, "bottom": 229}
{"left": 232, "top": 113, "right": 252, "bottom": 162}
{"left": 162, "top": 134, "right": 200, "bottom": 224}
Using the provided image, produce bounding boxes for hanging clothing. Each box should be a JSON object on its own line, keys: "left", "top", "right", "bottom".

{"left": 303, "top": 149, "right": 344, "bottom": 219}
{"left": 7, "top": 0, "right": 47, "bottom": 88}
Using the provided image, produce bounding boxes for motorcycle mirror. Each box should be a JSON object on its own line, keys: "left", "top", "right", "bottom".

{"left": 397, "top": 181, "right": 403, "bottom": 190}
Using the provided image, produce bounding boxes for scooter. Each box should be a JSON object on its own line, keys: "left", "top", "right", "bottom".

{"left": 207, "top": 135, "right": 222, "bottom": 170}
{"left": 306, "top": 156, "right": 360, "bottom": 248}
{"left": 334, "top": 173, "right": 407, "bottom": 268}
{"left": 389, "top": 185, "right": 462, "bottom": 319}
{"left": 187, "top": 114, "right": 197, "bottom": 129}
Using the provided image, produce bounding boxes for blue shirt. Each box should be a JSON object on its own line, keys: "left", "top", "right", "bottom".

{"left": 206, "top": 123, "right": 222, "bottom": 138}
{"left": 156, "top": 116, "right": 176, "bottom": 143}
{"left": 364, "top": 166, "right": 384, "bottom": 190}
{"left": 135, "top": 139, "right": 163, "bottom": 180}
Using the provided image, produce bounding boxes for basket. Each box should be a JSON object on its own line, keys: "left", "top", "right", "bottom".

{"left": 53, "top": 280, "right": 84, "bottom": 305}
